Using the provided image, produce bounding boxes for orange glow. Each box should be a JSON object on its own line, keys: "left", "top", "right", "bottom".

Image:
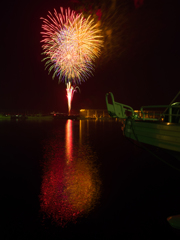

{"left": 65, "top": 120, "right": 73, "bottom": 163}
{"left": 63, "top": 158, "right": 95, "bottom": 212}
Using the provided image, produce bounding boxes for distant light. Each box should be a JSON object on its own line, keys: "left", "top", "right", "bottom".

{"left": 80, "top": 109, "right": 85, "bottom": 112}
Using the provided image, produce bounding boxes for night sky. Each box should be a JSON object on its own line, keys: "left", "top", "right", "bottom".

{"left": 0, "top": 0, "right": 179, "bottom": 114}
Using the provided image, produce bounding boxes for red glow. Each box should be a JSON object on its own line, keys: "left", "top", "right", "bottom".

{"left": 134, "top": 0, "right": 144, "bottom": 8}
{"left": 96, "top": 9, "right": 102, "bottom": 21}
{"left": 70, "top": 0, "right": 80, "bottom": 3}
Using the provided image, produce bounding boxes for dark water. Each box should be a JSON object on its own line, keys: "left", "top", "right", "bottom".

{"left": 0, "top": 119, "right": 180, "bottom": 239}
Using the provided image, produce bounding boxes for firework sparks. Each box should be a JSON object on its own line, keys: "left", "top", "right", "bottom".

{"left": 40, "top": 7, "right": 103, "bottom": 112}
{"left": 66, "top": 82, "right": 80, "bottom": 114}
{"left": 41, "top": 7, "right": 103, "bottom": 84}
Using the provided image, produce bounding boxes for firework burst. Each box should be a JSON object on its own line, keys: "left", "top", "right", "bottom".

{"left": 40, "top": 7, "right": 103, "bottom": 113}
{"left": 40, "top": 7, "right": 103, "bottom": 85}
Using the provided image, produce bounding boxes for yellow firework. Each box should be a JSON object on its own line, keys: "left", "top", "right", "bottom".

{"left": 41, "top": 8, "right": 103, "bottom": 84}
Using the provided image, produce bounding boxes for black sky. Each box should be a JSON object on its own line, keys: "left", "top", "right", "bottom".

{"left": 0, "top": 0, "right": 180, "bottom": 113}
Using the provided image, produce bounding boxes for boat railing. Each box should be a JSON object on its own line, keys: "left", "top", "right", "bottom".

{"left": 106, "top": 92, "right": 180, "bottom": 123}
{"left": 134, "top": 110, "right": 162, "bottom": 120}
{"left": 106, "top": 92, "right": 134, "bottom": 119}
{"left": 140, "top": 105, "right": 180, "bottom": 123}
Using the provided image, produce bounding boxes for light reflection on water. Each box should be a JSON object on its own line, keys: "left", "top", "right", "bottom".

{"left": 66, "top": 120, "right": 73, "bottom": 163}
{"left": 39, "top": 120, "right": 101, "bottom": 227}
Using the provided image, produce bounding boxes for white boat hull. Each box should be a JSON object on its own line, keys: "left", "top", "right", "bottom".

{"left": 123, "top": 119, "right": 180, "bottom": 153}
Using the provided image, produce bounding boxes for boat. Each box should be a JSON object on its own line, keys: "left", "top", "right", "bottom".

{"left": 106, "top": 91, "right": 180, "bottom": 234}
{"left": 106, "top": 91, "right": 180, "bottom": 159}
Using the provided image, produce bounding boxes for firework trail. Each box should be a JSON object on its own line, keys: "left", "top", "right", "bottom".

{"left": 66, "top": 82, "right": 80, "bottom": 114}
{"left": 40, "top": 7, "right": 103, "bottom": 113}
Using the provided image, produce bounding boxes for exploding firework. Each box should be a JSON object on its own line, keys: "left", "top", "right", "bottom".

{"left": 40, "top": 7, "right": 103, "bottom": 113}
{"left": 41, "top": 7, "right": 103, "bottom": 84}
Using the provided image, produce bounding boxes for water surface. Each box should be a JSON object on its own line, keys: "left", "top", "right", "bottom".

{"left": 0, "top": 119, "right": 179, "bottom": 239}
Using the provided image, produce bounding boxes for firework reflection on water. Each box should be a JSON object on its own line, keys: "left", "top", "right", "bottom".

{"left": 39, "top": 120, "right": 101, "bottom": 227}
